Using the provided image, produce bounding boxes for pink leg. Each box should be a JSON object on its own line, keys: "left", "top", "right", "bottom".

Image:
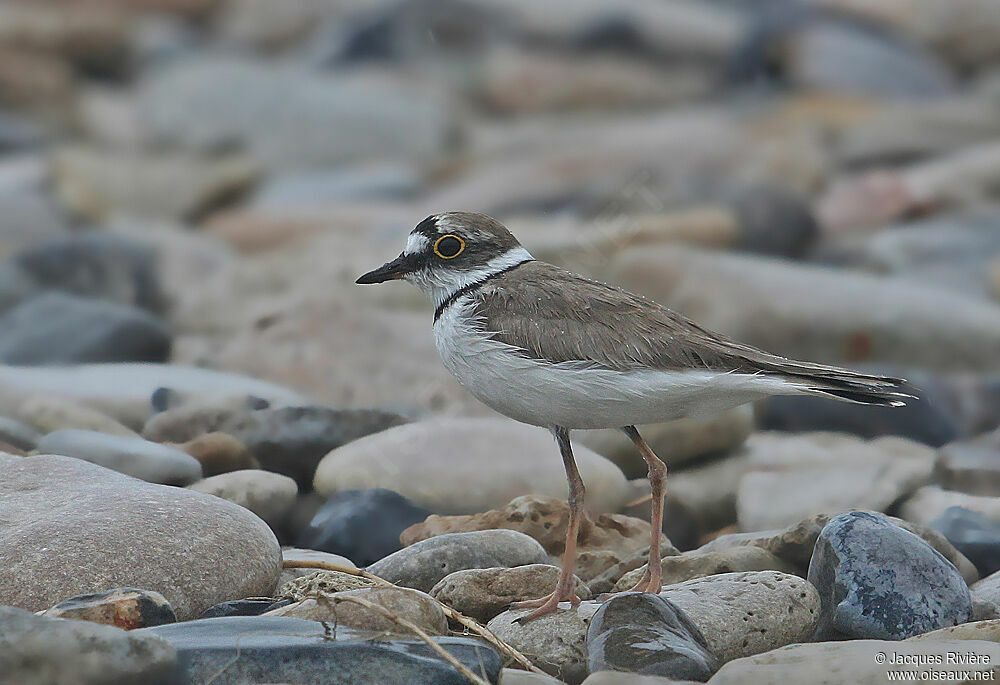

{"left": 621, "top": 425, "right": 667, "bottom": 593}
{"left": 511, "top": 426, "right": 586, "bottom": 622}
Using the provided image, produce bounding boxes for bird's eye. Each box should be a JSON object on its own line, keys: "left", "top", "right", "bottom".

{"left": 433, "top": 234, "right": 465, "bottom": 259}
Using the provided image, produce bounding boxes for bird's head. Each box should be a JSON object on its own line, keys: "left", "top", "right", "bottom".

{"left": 356, "top": 212, "right": 533, "bottom": 305}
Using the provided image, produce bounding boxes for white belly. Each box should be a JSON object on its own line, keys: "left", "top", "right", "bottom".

{"left": 433, "top": 299, "right": 802, "bottom": 430}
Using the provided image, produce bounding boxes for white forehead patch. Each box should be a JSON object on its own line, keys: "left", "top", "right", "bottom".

{"left": 404, "top": 232, "right": 429, "bottom": 256}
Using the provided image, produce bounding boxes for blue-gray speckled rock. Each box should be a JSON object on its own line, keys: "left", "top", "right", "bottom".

{"left": 808, "top": 511, "right": 972, "bottom": 640}
{"left": 587, "top": 592, "right": 717, "bottom": 681}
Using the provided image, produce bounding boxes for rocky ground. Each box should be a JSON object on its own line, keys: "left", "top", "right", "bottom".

{"left": 3, "top": 0, "right": 1000, "bottom": 683}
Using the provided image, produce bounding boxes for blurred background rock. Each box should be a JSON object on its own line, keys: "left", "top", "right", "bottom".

{"left": 4, "top": 0, "right": 1000, "bottom": 652}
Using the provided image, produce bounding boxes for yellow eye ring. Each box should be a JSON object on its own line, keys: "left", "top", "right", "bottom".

{"left": 433, "top": 234, "right": 465, "bottom": 259}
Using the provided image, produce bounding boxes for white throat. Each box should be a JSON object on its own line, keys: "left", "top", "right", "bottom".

{"left": 406, "top": 246, "right": 534, "bottom": 309}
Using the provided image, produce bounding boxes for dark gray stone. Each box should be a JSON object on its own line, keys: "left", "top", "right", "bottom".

{"left": 734, "top": 12, "right": 954, "bottom": 98}
{"left": 586, "top": 592, "right": 717, "bottom": 681}
{"left": 11, "top": 233, "right": 167, "bottom": 314}
{"left": 807, "top": 511, "right": 972, "bottom": 640}
{"left": 757, "top": 370, "right": 959, "bottom": 447}
{"left": 929, "top": 507, "right": 1000, "bottom": 578}
{"left": 730, "top": 185, "right": 817, "bottom": 258}
{"left": 367, "top": 530, "right": 549, "bottom": 592}
{"left": 139, "top": 616, "right": 501, "bottom": 685}
{"left": 0, "top": 292, "right": 171, "bottom": 364}
{"left": 37, "top": 429, "right": 203, "bottom": 486}
{"left": 200, "top": 598, "right": 292, "bottom": 619}
{"left": 299, "top": 488, "right": 433, "bottom": 566}
{"left": 0, "top": 605, "right": 176, "bottom": 685}
{"left": 143, "top": 405, "right": 407, "bottom": 488}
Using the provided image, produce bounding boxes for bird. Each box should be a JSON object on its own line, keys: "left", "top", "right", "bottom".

{"left": 356, "top": 211, "right": 911, "bottom": 622}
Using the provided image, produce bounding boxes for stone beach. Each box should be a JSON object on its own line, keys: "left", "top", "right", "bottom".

{"left": 3, "top": 0, "right": 1000, "bottom": 683}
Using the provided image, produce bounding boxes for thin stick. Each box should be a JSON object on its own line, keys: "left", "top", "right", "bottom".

{"left": 282, "top": 559, "right": 546, "bottom": 674}
{"left": 282, "top": 560, "right": 393, "bottom": 585}
{"left": 438, "top": 604, "right": 544, "bottom": 674}
{"left": 318, "top": 593, "right": 490, "bottom": 685}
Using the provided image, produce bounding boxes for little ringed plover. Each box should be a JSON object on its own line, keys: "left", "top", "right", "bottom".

{"left": 357, "top": 211, "right": 910, "bottom": 622}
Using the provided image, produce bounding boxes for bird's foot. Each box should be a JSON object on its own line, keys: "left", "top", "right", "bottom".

{"left": 622, "top": 565, "right": 662, "bottom": 594}
{"left": 509, "top": 588, "right": 583, "bottom": 623}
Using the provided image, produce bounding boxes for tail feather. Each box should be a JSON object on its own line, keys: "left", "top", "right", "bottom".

{"left": 758, "top": 360, "right": 915, "bottom": 407}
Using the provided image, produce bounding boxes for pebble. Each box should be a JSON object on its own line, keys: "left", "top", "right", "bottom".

{"left": 298, "top": 488, "right": 432, "bottom": 567}
{"left": 0, "top": 292, "right": 171, "bottom": 364}
{"left": 479, "top": 48, "right": 711, "bottom": 115}
{"left": 137, "top": 58, "right": 457, "bottom": 172}
{"left": 929, "top": 506, "right": 1000, "bottom": 577}
{"left": 756, "top": 384, "right": 959, "bottom": 447}
{"left": 578, "top": 406, "right": 753, "bottom": 478}
{"left": 606, "top": 245, "right": 1000, "bottom": 373}
{"left": 709, "top": 639, "right": 1000, "bottom": 685}
{"left": 0, "top": 453, "right": 281, "bottom": 620}
{"left": 807, "top": 511, "right": 972, "bottom": 640}
{"left": 172, "top": 431, "right": 258, "bottom": 476}
{"left": 0, "top": 605, "right": 176, "bottom": 685}
{"left": 10, "top": 232, "right": 167, "bottom": 314}
{"left": 38, "top": 428, "right": 203, "bottom": 486}
{"left": 0, "top": 362, "right": 306, "bottom": 410}
{"left": 735, "top": 432, "right": 935, "bottom": 531}
{"left": 702, "top": 512, "right": 979, "bottom": 584}
{"left": 41, "top": 587, "right": 176, "bottom": 629}
{"left": 501, "top": 668, "right": 566, "bottom": 685}
{"left": 252, "top": 165, "right": 420, "bottom": 208}
{"left": 0, "top": 415, "right": 40, "bottom": 450}
{"left": 614, "top": 546, "right": 797, "bottom": 592}
{"left": 488, "top": 602, "right": 598, "bottom": 685}
{"left": 138, "top": 616, "right": 501, "bottom": 685}
{"left": 264, "top": 586, "right": 448, "bottom": 635}
{"left": 664, "top": 451, "right": 750, "bottom": 536}
{"left": 314, "top": 418, "right": 630, "bottom": 516}
{"left": 659, "top": 571, "right": 820, "bottom": 664}
{"left": 145, "top": 404, "right": 408, "bottom": 488}
{"left": 582, "top": 674, "right": 700, "bottom": 685}
{"left": 401, "top": 495, "right": 668, "bottom": 582}
{"left": 187, "top": 469, "right": 298, "bottom": 527}
{"left": 278, "top": 491, "right": 326, "bottom": 544}
{"left": 900, "top": 485, "right": 1000, "bottom": 525}
{"left": 430, "top": 564, "right": 591, "bottom": 623}
{"left": 279, "top": 547, "right": 357, "bottom": 586}
{"left": 970, "top": 570, "right": 1000, "bottom": 618}
{"left": 938, "top": 432, "right": 1000, "bottom": 496}
{"left": 50, "top": 145, "right": 259, "bottom": 221}
{"left": 750, "top": 15, "right": 955, "bottom": 98}
{"left": 367, "top": 530, "right": 549, "bottom": 592}
{"left": 200, "top": 598, "right": 289, "bottom": 619}
{"left": 587, "top": 592, "right": 717, "bottom": 680}
{"left": 0, "top": 391, "right": 137, "bottom": 437}
{"left": 907, "top": 619, "right": 1000, "bottom": 642}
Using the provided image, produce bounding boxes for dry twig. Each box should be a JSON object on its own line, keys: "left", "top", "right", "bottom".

{"left": 281, "top": 559, "right": 547, "bottom": 675}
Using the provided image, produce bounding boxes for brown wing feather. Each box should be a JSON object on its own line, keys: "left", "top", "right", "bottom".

{"left": 470, "top": 261, "right": 911, "bottom": 405}
{"left": 470, "top": 261, "right": 763, "bottom": 372}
